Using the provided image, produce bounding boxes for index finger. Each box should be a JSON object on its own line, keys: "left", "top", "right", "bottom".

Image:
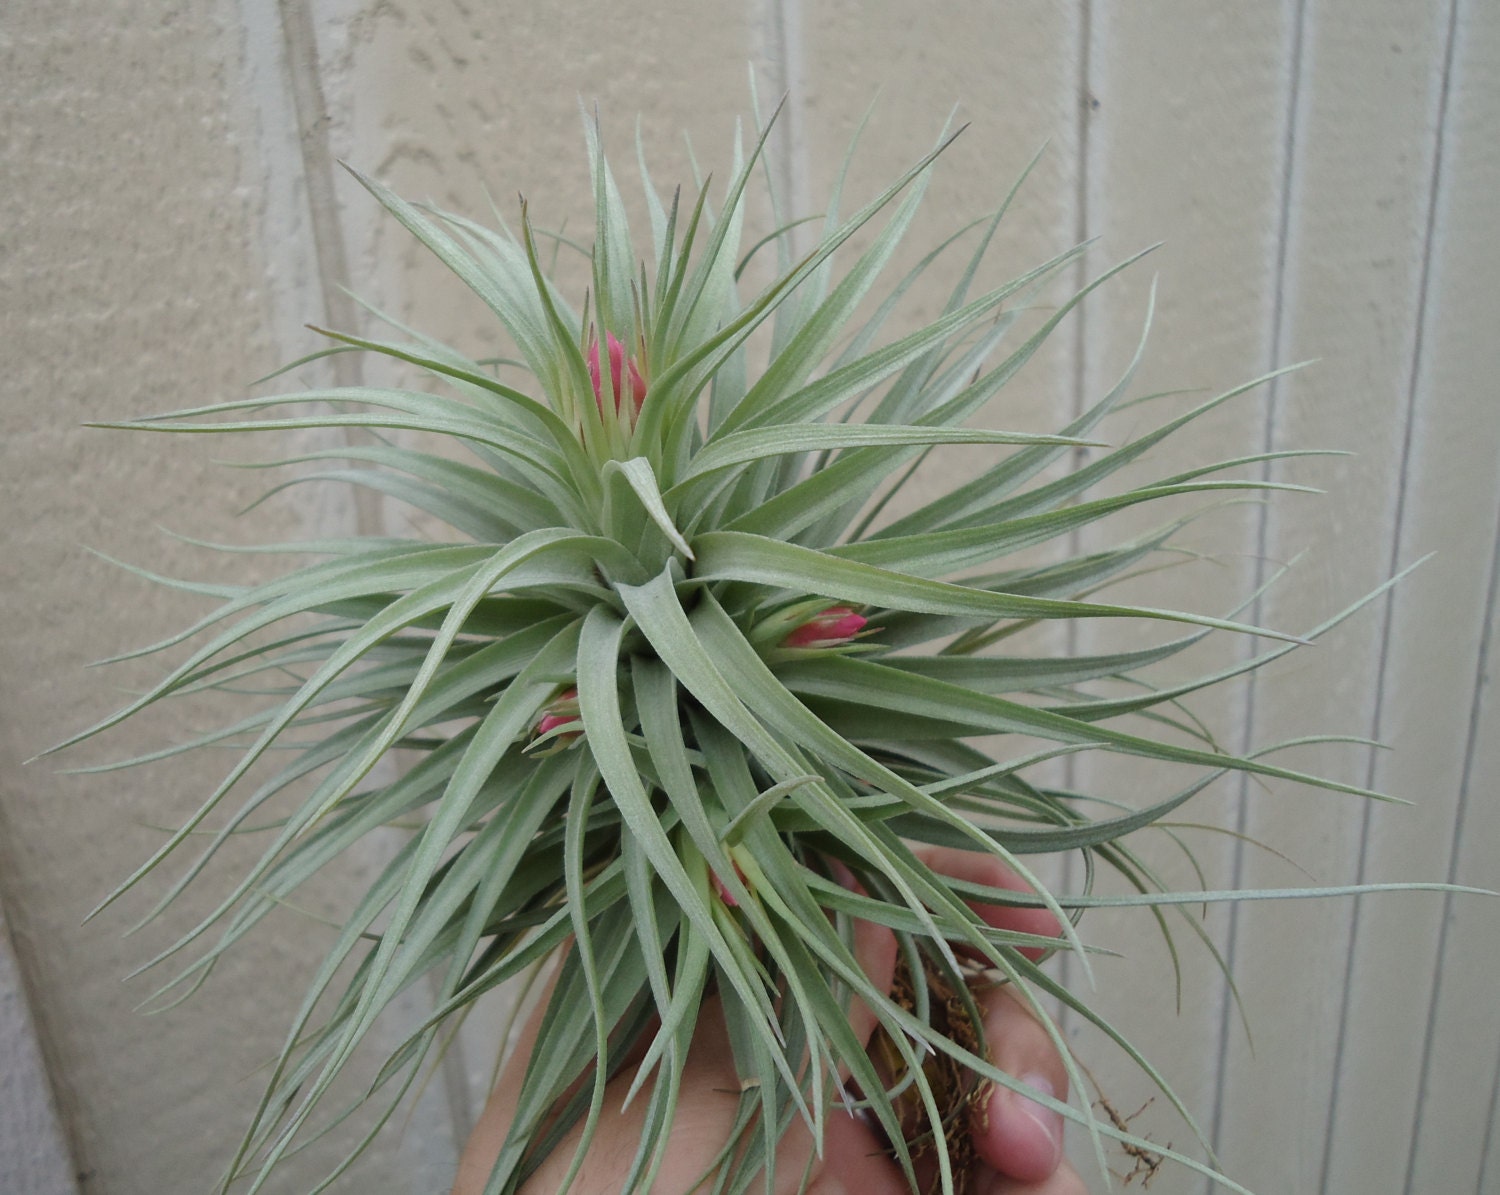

{"left": 914, "top": 846, "right": 1063, "bottom": 960}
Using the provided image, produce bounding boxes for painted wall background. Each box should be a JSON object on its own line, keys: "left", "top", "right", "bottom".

{"left": 1, "top": 2, "right": 1496, "bottom": 1192}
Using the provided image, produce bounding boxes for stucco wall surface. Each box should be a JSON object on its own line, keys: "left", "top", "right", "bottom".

{"left": 0, "top": 2, "right": 457, "bottom": 1191}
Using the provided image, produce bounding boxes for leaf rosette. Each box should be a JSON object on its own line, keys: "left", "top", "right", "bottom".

{"left": 57, "top": 107, "right": 1444, "bottom": 1195}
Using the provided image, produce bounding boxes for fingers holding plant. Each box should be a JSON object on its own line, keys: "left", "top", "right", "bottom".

{"left": 454, "top": 847, "right": 1078, "bottom": 1195}
{"left": 840, "top": 846, "right": 1077, "bottom": 1193}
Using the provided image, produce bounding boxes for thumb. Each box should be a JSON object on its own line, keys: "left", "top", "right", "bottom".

{"left": 970, "top": 985, "right": 1068, "bottom": 1184}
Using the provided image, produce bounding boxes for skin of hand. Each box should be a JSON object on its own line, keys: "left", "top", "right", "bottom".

{"left": 452, "top": 848, "right": 1088, "bottom": 1195}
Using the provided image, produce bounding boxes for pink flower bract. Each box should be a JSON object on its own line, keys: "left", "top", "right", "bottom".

{"left": 782, "top": 606, "right": 867, "bottom": 650}
{"left": 534, "top": 688, "right": 581, "bottom": 746}
{"left": 587, "top": 332, "right": 647, "bottom": 419}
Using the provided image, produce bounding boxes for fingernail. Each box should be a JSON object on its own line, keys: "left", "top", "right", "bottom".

{"left": 1016, "top": 1071, "right": 1063, "bottom": 1170}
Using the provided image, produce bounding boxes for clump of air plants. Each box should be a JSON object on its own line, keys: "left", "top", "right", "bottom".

{"left": 54, "top": 104, "right": 1466, "bottom": 1194}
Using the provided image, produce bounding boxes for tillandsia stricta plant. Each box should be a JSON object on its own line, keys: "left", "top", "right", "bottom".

{"left": 52, "top": 103, "right": 1459, "bottom": 1195}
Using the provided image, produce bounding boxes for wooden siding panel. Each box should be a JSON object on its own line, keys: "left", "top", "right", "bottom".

{"left": 797, "top": 0, "right": 1085, "bottom": 518}
{"left": 1330, "top": 2, "right": 1500, "bottom": 1191}
{"left": 1406, "top": 524, "right": 1500, "bottom": 1192}
{"left": 1212, "top": 3, "right": 1457, "bottom": 1193}
{"left": 1065, "top": 7, "right": 1295, "bottom": 1189}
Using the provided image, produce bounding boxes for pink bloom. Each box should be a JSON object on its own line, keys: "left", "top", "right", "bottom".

{"left": 782, "top": 606, "right": 867, "bottom": 650}
{"left": 533, "top": 688, "right": 581, "bottom": 749}
{"left": 712, "top": 860, "right": 750, "bottom": 907}
{"left": 587, "top": 332, "right": 647, "bottom": 419}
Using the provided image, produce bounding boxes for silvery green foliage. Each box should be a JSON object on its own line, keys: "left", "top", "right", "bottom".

{"left": 59, "top": 112, "right": 1431, "bottom": 1194}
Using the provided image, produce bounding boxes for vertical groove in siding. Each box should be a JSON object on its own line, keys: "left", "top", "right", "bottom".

{"left": 1206, "top": 0, "right": 1309, "bottom": 1164}
{"left": 1481, "top": 1046, "right": 1500, "bottom": 1193}
{"left": 782, "top": 0, "right": 809, "bottom": 226}
{"left": 275, "top": 0, "right": 473, "bottom": 1147}
{"left": 1317, "top": 0, "right": 1460, "bottom": 1184}
{"left": 1397, "top": 11, "right": 1489, "bottom": 1183}
{"left": 1057, "top": 0, "right": 1093, "bottom": 1002}
{"left": 750, "top": 0, "right": 809, "bottom": 253}
{"left": 1401, "top": 1, "right": 1478, "bottom": 1176}
{"left": 274, "top": 0, "right": 384, "bottom": 541}
{"left": 1068, "top": 0, "right": 1094, "bottom": 432}
{"left": 1405, "top": 486, "right": 1500, "bottom": 1195}
{"left": 274, "top": 0, "right": 359, "bottom": 380}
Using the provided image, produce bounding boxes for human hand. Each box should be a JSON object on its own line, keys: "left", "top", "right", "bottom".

{"left": 452, "top": 847, "right": 1086, "bottom": 1194}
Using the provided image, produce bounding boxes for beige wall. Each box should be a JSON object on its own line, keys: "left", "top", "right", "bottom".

{"left": 1, "top": 2, "right": 1495, "bottom": 1192}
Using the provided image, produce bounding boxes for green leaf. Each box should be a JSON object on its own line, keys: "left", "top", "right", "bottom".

{"left": 777, "top": 655, "right": 1390, "bottom": 800}
{"left": 576, "top": 608, "right": 793, "bottom": 1081}
{"left": 606, "top": 457, "right": 695, "bottom": 560}
{"left": 691, "top": 530, "right": 1305, "bottom": 642}
{"left": 676, "top": 423, "right": 1093, "bottom": 497}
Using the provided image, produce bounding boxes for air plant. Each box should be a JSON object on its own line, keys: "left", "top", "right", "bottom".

{"left": 54, "top": 105, "right": 1457, "bottom": 1194}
